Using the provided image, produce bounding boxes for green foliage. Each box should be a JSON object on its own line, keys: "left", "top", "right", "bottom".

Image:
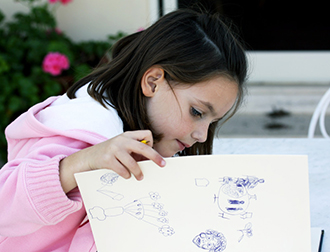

{"left": 0, "top": 0, "right": 126, "bottom": 163}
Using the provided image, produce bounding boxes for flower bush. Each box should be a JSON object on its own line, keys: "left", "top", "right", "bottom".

{"left": 0, "top": 0, "right": 125, "bottom": 163}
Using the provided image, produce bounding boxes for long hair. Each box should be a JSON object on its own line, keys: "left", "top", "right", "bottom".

{"left": 67, "top": 9, "right": 248, "bottom": 155}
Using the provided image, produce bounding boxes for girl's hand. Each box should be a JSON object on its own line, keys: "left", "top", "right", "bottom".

{"left": 59, "top": 130, "right": 166, "bottom": 193}
{"left": 85, "top": 130, "right": 166, "bottom": 179}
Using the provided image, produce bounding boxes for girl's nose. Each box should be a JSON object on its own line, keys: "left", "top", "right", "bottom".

{"left": 191, "top": 123, "right": 209, "bottom": 143}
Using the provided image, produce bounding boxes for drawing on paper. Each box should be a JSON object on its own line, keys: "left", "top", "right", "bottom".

{"left": 238, "top": 222, "right": 253, "bottom": 242}
{"left": 215, "top": 176, "right": 264, "bottom": 219}
{"left": 193, "top": 229, "right": 227, "bottom": 251}
{"left": 100, "top": 172, "right": 119, "bottom": 185}
{"left": 97, "top": 172, "right": 124, "bottom": 201}
{"left": 88, "top": 191, "right": 175, "bottom": 237}
{"left": 195, "top": 178, "right": 210, "bottom": 187}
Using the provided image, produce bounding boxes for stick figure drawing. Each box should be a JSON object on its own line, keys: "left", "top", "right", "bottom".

{"left": 88, "top": 191, "right": 175, "bottom": 237}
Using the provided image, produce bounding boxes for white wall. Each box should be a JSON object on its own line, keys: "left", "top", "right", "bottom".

{"left": 1, "top": 0, "right": 28, "bottom": 20}
{"left": 1, "top": 0, "right": 155, "bottom": 41}
{"left": 248, "top": 51, "right": 330, "bottom": 83}
{"left": 55, "top": 0, "right": 152, "bottom": 41}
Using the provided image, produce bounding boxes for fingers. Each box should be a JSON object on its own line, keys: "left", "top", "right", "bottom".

{"left": 116, "top": 133, "right": 166, "bottom": 180}
{"left": 87, "top": 130, "right": 166, "bottom": 181}
{"left": 135, "top": 140, "right": 166, "bottom": 168}
{"left": 109, "top": 157, "right": 132, "bottom": 180}
{"left": 125, "top": 130, "right": 153, "bottom": 146}
{"left": 120, "top": 130, "right": 166, "bottom": 168}
{"left": 115, "top": 152, "right": 144, "bottom": 180}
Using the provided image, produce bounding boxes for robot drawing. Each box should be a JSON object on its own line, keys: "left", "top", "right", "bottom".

{"left": 215, "top": 176, "right": 264, "bottom": 219}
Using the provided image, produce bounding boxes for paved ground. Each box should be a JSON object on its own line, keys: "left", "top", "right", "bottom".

{"left": 218, "top": 113, "right": 330, "bottom": 138}
{"left": 216, "top": 82, "right": 330, "bottom": 138}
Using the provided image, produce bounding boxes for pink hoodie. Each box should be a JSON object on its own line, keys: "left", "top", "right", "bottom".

{"left": 0, "top": 87, "right": 123, "bottom": 251}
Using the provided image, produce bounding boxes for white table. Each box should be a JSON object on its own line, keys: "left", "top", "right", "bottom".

{"left": 213, "top": 138, "right": 329, "bottom": 251}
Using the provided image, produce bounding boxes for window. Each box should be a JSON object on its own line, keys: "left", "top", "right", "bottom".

{"left": 178, "top": 0, "right": 330, "bottom": 51}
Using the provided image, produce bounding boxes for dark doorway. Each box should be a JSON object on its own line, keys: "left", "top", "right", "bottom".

{"left": 178, "top": 0, "right": 330, "bottom": 51}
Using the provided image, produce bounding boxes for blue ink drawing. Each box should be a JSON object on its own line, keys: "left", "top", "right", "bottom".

{"left": 215, "top": 176, "right": 264, "bottom": 219}
{"left": 238, "top": 222, "right": 253, "bottom": 242}
{"left": 100, "top": 172, "right": 119, "bottom": 185}
{"left": 97, "top": 172, "right": 124, "bottom": 201}
{"left": 195, "top": 178, "right": 210, "bottom": 187}
{"left": 89, "top": 192, "right": 175, "bottom": 237}
{"left": 193, "top": 229, "right": 227, "bottom": 252}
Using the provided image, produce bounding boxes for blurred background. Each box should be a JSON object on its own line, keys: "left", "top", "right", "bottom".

{"left": 1, "top": 0, "right": 329, "bottom": 160}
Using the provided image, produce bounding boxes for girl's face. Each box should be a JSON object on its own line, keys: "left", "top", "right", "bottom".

{"left": 142, "top": 68, "right": 238, "bottom": 157}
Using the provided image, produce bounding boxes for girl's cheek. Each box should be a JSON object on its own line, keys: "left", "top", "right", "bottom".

{"left": 181, "top": 124, "right": 195, "bottom": 136}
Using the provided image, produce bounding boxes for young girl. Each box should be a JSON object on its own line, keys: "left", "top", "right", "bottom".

{"left": 0, "top": 8, "right": 247, "bottom": 252}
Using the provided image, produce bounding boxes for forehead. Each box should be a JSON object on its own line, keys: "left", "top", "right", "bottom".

{"left": 173, "top": 75, "right": 238, "bottom": 93}
{"left": 173, "top": 76, "right": 239, "bottom": 112}
{"left": 173, "top": 76, "right": 239, "bottom": 119}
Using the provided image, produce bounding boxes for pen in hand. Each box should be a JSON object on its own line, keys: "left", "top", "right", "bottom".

{"left": 140, "top": 140, "right": 149, "bottom": 145}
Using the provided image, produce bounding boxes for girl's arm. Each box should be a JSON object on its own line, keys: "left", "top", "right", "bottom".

{"left": 0, "top": 142, "right": 84, "bottom": 236}
{"left": 59, "top": 130, "right": 166, "bottom": 194}
{"left": 0, "top": 130, "right": 164, "bottom": 236}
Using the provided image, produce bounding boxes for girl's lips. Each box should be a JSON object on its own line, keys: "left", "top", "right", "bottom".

{"left": 176, "top": 140, "right": 189, "bottom": 151}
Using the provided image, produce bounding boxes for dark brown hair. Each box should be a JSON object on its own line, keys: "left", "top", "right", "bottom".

{"left": 67, "top": 9, "right": 248, "bottom": 155}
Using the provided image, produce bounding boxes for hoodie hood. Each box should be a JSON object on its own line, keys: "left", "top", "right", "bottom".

{"left": 5, "top": 85, "right": 124, "bottom": 146}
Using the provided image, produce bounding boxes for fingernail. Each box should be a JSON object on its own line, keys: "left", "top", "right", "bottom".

{"left": 160, "top": 160, "right": 166, "bottom": 167}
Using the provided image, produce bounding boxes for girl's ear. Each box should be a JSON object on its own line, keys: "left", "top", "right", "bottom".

{"left": 141, "top": 67, "right": 165, "bottom": 97}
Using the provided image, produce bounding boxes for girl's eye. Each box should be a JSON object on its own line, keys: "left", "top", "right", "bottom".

{"left": 191, "top": 107, "right": 203, "bottom": 118}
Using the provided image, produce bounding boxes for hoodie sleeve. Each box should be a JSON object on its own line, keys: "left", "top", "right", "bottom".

{"left": 0, "top": 89, "right": 121, "bottom": 237}
{"left": 0, "top": 137, "right": 91, "bottom": 237}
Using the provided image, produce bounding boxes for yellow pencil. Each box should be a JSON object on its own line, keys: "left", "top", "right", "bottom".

{"left": 140, "top": 140, "right": 149, "bottom": 145}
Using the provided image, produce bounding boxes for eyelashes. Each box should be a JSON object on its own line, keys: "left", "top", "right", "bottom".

{"left": 191, "top": 107, "right": 203, "bottom": 118}
{"left": 191, "top": 107, "right": 223, "bottom": 124}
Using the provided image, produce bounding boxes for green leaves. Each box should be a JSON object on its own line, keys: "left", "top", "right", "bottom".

{"left": 73, "top": 64, "right": 92, "bottom": 81}
{"left": 31, "top": 5, "right": 56, "bottom": 28}
{"left": 0, "top": 55, "right": 9, "bottom": 74}
{"left": 48, "top": 41, "right": 74, "bottom": 62}
{"left": 0, "top": 9, "right": 5, "bottom": 24}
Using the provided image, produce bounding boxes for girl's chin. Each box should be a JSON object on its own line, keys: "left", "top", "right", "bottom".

{"left": 158, "top": 150, "right": 176, "bottom": 158}
{"left": 154, "top": 144, "right": 177, "bottom": 157}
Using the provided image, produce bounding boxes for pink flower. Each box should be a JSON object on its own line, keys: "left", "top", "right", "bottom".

{"left": 46, "top": 27, "right": 62, "bottom": 35}
{"left": 48, "top": 0, "right": 73, "bottom": 4}
{"left": 54, "top": 28, "right": 62, "bottom": 34}
{"left": 60, "top": 0, "right": 72, "bottom": 4}
{"left": 42, "top": 52, "right": 70, "bottom": 76}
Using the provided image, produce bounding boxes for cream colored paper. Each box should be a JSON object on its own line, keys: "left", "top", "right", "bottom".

{"left": 74, "top": 155, "right": 311, "bottom": 252}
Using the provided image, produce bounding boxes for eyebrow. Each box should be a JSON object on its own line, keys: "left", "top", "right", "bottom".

{"left": 198, "top": 100, "right": 224, "bottom": 121}
{"left": 199, "top": 100, "right": 215, "bottom": 115}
